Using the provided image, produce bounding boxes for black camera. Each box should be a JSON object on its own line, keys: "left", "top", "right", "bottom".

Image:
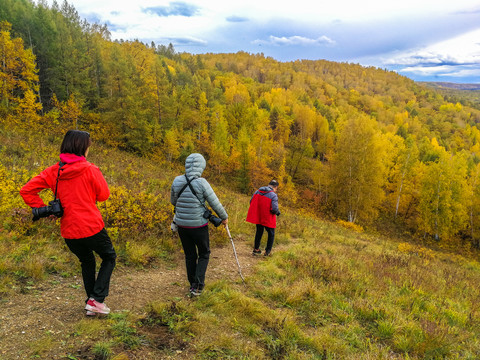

{"left": 203, "top": 209, "right": 223, "bottom": 227}
{"left": 32, "top": 199, "right": 64, "bottom": 221}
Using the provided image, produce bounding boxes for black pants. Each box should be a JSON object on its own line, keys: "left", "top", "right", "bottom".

{"left": 64, "top": 228, "right": 116, "bottom": 303}
{"left": 178, "top": 226, "right": 210, "bottom": 290}
{"left": 254, "top": 224, "right": 275, "bottom": 253}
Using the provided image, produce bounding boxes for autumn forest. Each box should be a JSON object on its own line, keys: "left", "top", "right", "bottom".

{"left": 3, "top": 0, "right": 480, "bottom": 248}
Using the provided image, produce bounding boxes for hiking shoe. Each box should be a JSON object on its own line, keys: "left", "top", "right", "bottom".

{"left": 252, "top": 249, "right": 262, "bottom": 256}
{"left": 190, "top": 287, "right": 203, "bottom": 296}
{"left": 85, "top": 298, "right": 110, "bottom": 314}
{"left": 264, "top": 251, "right": 271, "bottom": 256}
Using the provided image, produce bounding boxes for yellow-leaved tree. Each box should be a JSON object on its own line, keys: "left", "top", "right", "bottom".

{"left": 384, "top": 135, "right": 421, "bottom": 220}
{"left": 0, "top": 21, "right": 40, "bottom": 124}
{"left": 163, "top": 128, "right": 180, "bottom": 162}
{"left": 418, "top": 148, "right": 469, "bottom": 240}
{"left": 329, "top": 113, "right": 387, "bottom": 223}
{"left": 467, "top": 163, "right": 480, "bottom": 248}
{"left": 208, "top": 106, "right": 230, "bottom": 177}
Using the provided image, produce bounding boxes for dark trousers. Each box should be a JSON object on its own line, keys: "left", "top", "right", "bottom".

{"left": 178, "top": 226, "right": 210, "bottom": 290}
{"left": 254, "top": 224, "right": 275, "bottom": 253}
{"left": 64, "top": 228, "right": 116, "bottom": 303}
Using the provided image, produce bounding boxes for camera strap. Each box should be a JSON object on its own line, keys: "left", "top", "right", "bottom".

{"left": 54, "top": 161, "right": 65, "bottom": 200}
{"left": 184, "top": 175, "right": 209, "bottom": 212}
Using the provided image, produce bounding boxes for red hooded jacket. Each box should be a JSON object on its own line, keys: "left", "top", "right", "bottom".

{"left": 20, "top": 154, "right": 109, "bottom": 239}
{"left": 246, "top": 186, "right": 279, "bottom": 228}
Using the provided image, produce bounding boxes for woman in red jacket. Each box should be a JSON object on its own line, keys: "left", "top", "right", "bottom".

{"left": 20, "top": 130, "right": 116, "bottom": 315}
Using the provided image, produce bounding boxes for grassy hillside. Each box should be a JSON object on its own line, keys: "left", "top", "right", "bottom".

{"left": 1, "top": 126, "right": 480, "bottom": 359}
{"left": 140, "top": 219, "right": 480, "bottom": 359}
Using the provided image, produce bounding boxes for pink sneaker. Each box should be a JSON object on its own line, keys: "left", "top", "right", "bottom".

{"left": 85, "top": 298, "right": 110, "bottom": 314}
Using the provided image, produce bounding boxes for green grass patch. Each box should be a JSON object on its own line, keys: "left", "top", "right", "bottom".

{"left": 138, "top": 217, "right": 480, "bottom": 359}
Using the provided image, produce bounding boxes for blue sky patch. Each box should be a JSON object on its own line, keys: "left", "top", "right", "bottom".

{"left": 226, "top": 16, "right": 249, "bottom": 23}
{"left": 144, "top": 2, "right": 199, "bottom": 17}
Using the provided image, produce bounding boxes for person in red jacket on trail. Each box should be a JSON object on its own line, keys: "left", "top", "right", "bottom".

{"left": 20, "top": 130, "right": 116, "bottom": 316}
{"left": 246, "top": 180, "right": 281, "bottom": 256}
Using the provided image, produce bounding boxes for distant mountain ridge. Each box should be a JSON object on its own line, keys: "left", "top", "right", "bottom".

{"left": 421, "top": 82, "right": 480, "bottom": 91}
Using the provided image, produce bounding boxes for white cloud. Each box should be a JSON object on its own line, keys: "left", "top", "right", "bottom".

{"left": 164, "top": 36, "right": 208, "bottom": 46}
{"left": 252, "top": 35, "right": 335, "bottom": 47}
{"left": 36, "top": 0, "right": 480, "bottom": 82}
{"left": 52, "top": 0, "right": 479, "bottom": 40}
{"left": 400, "top": 65, "right": 480, "bottom": 78}
{"left": 379, "top": 27, "right": 480, "bottom": 81}
{"left": 385, "top": 28, "right": 480, "bottom": 67}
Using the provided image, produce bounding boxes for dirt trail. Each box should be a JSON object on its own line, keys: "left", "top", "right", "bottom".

{"left": 0, "top": 236, "right": 265, "bottom": 359}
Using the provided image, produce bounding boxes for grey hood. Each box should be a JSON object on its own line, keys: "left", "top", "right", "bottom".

{"left": 185, "top": 153, "right": 206, "bottom": 179}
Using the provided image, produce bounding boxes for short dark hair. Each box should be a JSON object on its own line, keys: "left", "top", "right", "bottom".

{"left": 269, "top": 179, "right": 279, "bottom": 187}
{"left": 60, "top": 130, "right": 91, "bottom": 156}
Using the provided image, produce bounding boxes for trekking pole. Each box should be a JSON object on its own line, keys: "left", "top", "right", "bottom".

{"left": 225, "top": 224, "right": 246, "bottom": 285}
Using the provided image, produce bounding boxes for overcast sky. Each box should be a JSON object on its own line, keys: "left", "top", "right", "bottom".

{"left": 45, "top": 0, "right": 480, "bottom": 83}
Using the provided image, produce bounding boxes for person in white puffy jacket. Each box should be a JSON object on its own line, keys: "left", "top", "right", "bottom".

{"left": 171, "top": 153, "right": 228, "bottom": 296}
